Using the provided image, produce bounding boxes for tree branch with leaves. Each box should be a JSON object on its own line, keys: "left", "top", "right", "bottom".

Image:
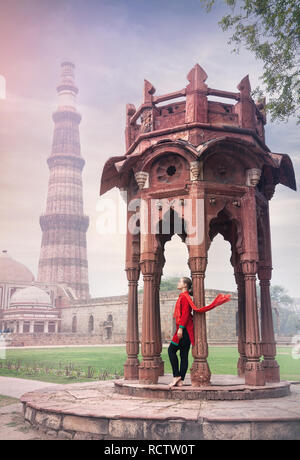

{"left": 200, "top": 0, "right": 300, "bottom": 123}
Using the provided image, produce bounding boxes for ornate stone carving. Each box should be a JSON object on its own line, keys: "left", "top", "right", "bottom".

{"left": 134, "top": 171, "right": 149, "bottom": 189}
{"left": 204, "top": 153, "right": 240, "bottom": 184}
{"left": 140, "top": 259, "right": 156, "bottom": 276}
{"left": 188, "top": 256, "right": 207, "bottom": 273}
{"left": 246, "top": 168, "right": 262, "bottom": 187}
{"left": 190, "top": 161, "right": 202, "bottom": 181}
{"left": 155, "top": 154, "right": 183, "bottom": 184}
{"left": 241, "top": 259, "right": 258, "bottom": 275}
{"left": 140, "top": 109, "right": 153, "bottom": 133}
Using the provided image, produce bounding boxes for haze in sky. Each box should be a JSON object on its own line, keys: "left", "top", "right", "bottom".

{"left": 0, "top": 0, "right": 299, "bottom": 298}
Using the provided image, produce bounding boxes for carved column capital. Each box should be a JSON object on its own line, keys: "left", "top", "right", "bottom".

{"left": 140, "top": 259, "right": 156, "bottom": 277}
{"left": 257, "top": 265, "right": 272, "bottom": 282}
{"left": 188, "top": 256, "right": 207, "bottom": 274}
{"left": 241, "top": 259, "right": 258, "bottom": 276}
{"left": 125, "top": 267, "right": 140, "bottom": 283}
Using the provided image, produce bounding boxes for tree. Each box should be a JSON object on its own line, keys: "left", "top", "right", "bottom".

{"left": 200, "top": 0, "right": 300, "bottom": 123}
{"left": 270, "top": 284, "right": 293, "bottom": 334}
{"left": 138, "top": 276, "right": 180, "bottom": 293}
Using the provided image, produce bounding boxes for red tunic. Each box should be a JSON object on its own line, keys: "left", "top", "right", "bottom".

{"left": 171, "top": 293, "right": 195, "bottom": 346}
{"left": 171, "top": 291, "right": 231, "bottom": 347}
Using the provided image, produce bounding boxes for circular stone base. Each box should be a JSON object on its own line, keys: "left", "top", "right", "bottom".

{"left": 21, "top": 378, "right": 300, "bottom": 440}
{"left": 115, "top": 374, "right": 291, "bottom": 400}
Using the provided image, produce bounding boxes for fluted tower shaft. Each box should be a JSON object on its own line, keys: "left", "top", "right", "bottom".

{"left": 38, "top": 61, "right": 90, "bottom": 299}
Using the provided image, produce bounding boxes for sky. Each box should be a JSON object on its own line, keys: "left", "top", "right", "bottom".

{"left": 0, "top": 0, "right": 299, "bottom": 298}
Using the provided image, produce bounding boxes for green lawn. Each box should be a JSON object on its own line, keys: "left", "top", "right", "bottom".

{"left": 0, "top": 346, "right": 298, "bottom": 384}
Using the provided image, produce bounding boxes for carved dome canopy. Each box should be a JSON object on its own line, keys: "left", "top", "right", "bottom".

{"left": 0, "top": 251, "right": 35, "bottom": 283}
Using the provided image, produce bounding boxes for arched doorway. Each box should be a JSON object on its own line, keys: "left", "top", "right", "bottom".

{"left": 88, "top": 315, "right": 94, "bottom": 333}
{"left": 72, "top": 316, "right": 77, "bottom": 333}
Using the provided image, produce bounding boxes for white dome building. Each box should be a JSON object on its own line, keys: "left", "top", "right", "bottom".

{"left": 0, "top": 250, "right": 73, "bottom": 335}
{"left": 10, "top": 286, "right": 52, "bottom": 307}
{"left": 2, "top": 285, "right": 60, "bottom": 334}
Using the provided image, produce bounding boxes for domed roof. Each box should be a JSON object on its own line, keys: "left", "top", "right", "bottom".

{"left": 0, "top": 250, "right": 35, "bottom": 283}
{"left": 10, "top": 286, "right": 52, "bottom": 307}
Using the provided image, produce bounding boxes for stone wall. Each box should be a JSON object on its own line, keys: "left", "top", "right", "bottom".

{"left": 6, "top": 288, "right": 238, "bottom": 346}
{"left": 60, "top": 288, "right": 238, "bottom": 344}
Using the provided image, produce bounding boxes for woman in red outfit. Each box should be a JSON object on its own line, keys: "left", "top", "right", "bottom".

{"left": 168, "top": 277, "right": 231, "bottom": 388}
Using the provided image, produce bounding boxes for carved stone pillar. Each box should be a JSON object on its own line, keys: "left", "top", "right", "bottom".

{"left": 241, "top": 259, "right": 265, "bottom": 386}
{"left": 234, "top": 266, "right": 247, "bottom": 377}
{"left": 139, "top": 256, "right": 159, "bottom": 384}
{"left": 124, "top": 267, "right": 140, "bottom": 380}
{"left": 188, "top": 255, "right": 211, "bottom": 386}
{"left": 153, "top": 267, "right": 164, "bottom": 376}
{"left": 258, "top": 265, "right": 280, "bottom": 382}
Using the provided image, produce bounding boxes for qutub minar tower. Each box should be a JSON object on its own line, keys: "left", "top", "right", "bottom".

{"left": 37, "top": 61, "right": 90, "bottom": 299}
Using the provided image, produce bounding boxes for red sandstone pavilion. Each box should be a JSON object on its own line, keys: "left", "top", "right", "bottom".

{"left": 100, "top": 64, "right": 296, "bottom": 387}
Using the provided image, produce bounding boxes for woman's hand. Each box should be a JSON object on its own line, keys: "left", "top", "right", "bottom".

{"left": 177, "top": 328, "right": 183, "bottom": 340}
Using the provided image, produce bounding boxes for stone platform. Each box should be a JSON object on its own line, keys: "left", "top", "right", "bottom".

{"left": 21, "top": 375, "right": 300, "bottom": 440}
{"left": 115, "top": 374, "right": 291, "bottom": 400}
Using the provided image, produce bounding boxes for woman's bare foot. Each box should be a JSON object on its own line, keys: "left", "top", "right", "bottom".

{"left": 176, "top": 379, "right": 183, "bottom": 387}
{"left": 169, "top": 376, "right": 181, "bottom": 388}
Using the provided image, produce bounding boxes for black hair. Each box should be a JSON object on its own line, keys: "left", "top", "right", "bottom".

{"left": 182, "top": 277, "right": 193, "bottom": 296}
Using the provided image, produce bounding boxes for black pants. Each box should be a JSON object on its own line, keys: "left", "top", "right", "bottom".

{"left": 168, "top": 328, "right": 191, "bottom": 381}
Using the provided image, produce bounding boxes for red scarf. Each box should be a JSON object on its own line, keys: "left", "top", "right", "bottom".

{"left": 174, "top": 291, "right": 231, "bottom": 323}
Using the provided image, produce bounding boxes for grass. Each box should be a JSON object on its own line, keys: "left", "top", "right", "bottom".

{"left": 0, "top": 345, "right": 298, "bottom": 384}
{"left": 0, "top": 395, "right": 19, "bottom": 408}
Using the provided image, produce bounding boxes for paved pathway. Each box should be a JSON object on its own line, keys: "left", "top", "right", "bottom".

{"left": 0, "top": 376, "right": 59, "bottom": 399}
{"left": 0, "top": 377, "right": 61, "bottom": 440}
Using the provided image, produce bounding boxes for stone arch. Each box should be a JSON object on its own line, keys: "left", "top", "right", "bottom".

{"left": 199, "top": 137, "right": 270, "bottom": 169}
{"left": 140, "top": 140, "right": 198, "bottom": 173}
{"left": 155, "top": 206, "right": 188, "bottom": 251}
{"left": 208, "top": 204, "right": 242, "bottom": 256}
